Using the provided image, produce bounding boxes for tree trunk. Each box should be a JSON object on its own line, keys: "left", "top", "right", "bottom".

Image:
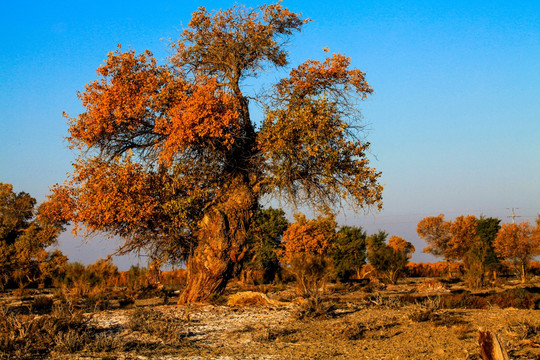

{"left": 521, "top": 262, "right": 526, "bottom": 284}
{"left": 479, "top": 330, "right": 510, "bottom": 360}
{"left": 178, "top": 178, "right": 256, "bottom": 304}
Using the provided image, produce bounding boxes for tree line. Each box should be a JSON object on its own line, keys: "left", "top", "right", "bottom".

{"left": 417, "top": 214, "right": 540, "bottom": 286}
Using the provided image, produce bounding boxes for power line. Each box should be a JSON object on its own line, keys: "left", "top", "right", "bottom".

{"left": 506, "top": 208, "right": 522, "bottom": 225}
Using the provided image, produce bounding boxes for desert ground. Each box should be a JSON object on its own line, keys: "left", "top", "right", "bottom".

{"left": 1, "top": 278, "right": 539, "bottom": 360}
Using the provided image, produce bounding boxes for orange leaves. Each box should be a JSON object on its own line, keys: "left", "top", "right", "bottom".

{"left": 276, "top": 54, "right": 373, "bottom": 99}
{"left": 69, "top": 49, "right": 169, "bottom": 150}
{"left": 494, "top": 221, "right": 540, "bottom": 263}
{"left": 388, "top": 235, "right": 415, "bottom": 258}
{"left": 47, "top": 154, "right": 160, "bottom": 238}
{"left": 155, "top": 76, "right": 240, "bottom": 164}
{"left": 279, "top": 213, "right": 336, "bottom": 265}
{"left": 417, "top": 214, "right": 452, "bottom": 258}
{"left": 417, "top": 214, "right": 479, "bottom": 261}
{"left": 67, "top": 48, "right": 241, "bottom": 164}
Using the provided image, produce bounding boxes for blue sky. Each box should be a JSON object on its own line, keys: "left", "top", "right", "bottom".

{"left": 1, "top": 1, "right": 538, "bottom": 269}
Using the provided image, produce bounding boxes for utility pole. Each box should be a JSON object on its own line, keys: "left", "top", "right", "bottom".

{"left": 506, "top": 208, "right": 522, "bottom": 224}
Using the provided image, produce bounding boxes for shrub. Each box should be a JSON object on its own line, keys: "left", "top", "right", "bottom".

{"left": 279, "top": 213, "right": 337, "bottom": 296}
{"left": 367, "top": 232, "right": 414, "bottom": 284}
{"left": 293, "top": 297, "right": 336, "bottom": 320}
{"left": 31, "top": 295, "right": 54, "bottom": 314}
{"left": 0, "top": 302, "right": 92, "bottom": 359}
{"left": 332, "top": 226, "right": 367, "bottom": 282}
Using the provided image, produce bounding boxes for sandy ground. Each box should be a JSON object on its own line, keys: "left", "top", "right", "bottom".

{"left": 82, "top": 291, "right": 540, "bottom": 359}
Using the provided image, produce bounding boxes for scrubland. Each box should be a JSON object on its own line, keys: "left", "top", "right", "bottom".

{"left": 1, "top": 276, "right": 539, "bottom": 360}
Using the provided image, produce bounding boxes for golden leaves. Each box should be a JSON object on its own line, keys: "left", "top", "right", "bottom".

{"left": 155, "top": 76, "right": 240, "bottom": 164}
{"left": 494, "top": 221, "right": 540, "bottom": 262}
{"left": 279, "top": 213, "right": 336, "bottom": 265}
{"left": 417, "top": 214, "right": 478, "bottom": 261}
{"left": 276, "top": 53, "right": 373, "bottom": 99}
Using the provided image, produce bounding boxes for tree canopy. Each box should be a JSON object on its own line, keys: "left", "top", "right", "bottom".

{"left": 494, "top": 221, "right": 540, "bottom": 283}
{"left": 0, "top": 183, "right": 64, "bottom": 290}
{"left": 44, "top": 3, "right": 382, "bottom": 302}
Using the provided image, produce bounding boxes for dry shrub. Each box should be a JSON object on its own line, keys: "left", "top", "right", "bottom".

{"left": 227, "top": 291, "right": 285, "bottom": 306}
{"left": 126, "top": 307, "right": 187, "bottom": 345}
{"left": 0, "top": 302, "right": 92, "bottom": 359}
{"left": 488, "top": 288, "right": 539, "bottom": 309}
{"left": 31, "top": 295, "right": 54, "bottom": 314}
{"left": 409, "top": 308, "right": 437, "bottom": 322}
{"left": 338, "top": 321, "right": 366, "bottom": 340}
{"left": 91, "top": 331, "right": 125, "bottom": 353}
{"left": 416, "top": 278, "right": 448, "bottom": 293}
{"left": 453, "top": 323, "right": 472, "bottom": 340}
{"left": 293, "top": 296, "right": 336, "bottom": 320}
{"left": 55, "top": 281, "right": 111, "bottom": 311}
{"left": 507, "top": 320, "right": 540, "bottom": 342}
{"left": 438, "top": 288, "right": 539, "bottom": 310}
{"left": 440, "top": 292, "right": 488, "bottom": 309}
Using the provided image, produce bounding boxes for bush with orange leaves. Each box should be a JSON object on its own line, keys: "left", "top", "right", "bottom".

{"left": 279, "top": 213, "right": 337, "bottom": 296}
{"left": 406, "top": 262, "right": 464, "bottom": 278}
{"left": 494, "top": 220, "right": 540, "bottom": 283}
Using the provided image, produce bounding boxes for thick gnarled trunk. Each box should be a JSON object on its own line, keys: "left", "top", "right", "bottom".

{"left": 178, "top": 178, "right": 255, "bottom": 304}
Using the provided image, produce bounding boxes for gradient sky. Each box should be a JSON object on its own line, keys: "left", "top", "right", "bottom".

{"left": 1, "top": 1, "right": 538, "bottom": 269}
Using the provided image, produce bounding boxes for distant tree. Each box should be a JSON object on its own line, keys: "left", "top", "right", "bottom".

{"left": 87, "top": 255, "right": 120, "bottom": 286}
{"left": 332, "top": 225, "right": 367, "bottom": 282}
{"left": 243, "top": 207, "right": 289, "bottom": 283}
{"left": 38, "top": 249, "right": 68, "bottom": 287}
{"left": 43, "top": 2, "right": 383, "bottom": 303}
{"left": 494, "top": 221, "right": 540, "bottom": 283}
{"left": 416, "top": 214, "right": 452, "bottom": 260}
{"left": 367, "top": 232, "right": 415, "bottom": 284}
{"left": 417, "top": 214, "right": 501, "bottom": 283}
{"left": 279, "top": 213, "right": 337, "bottom": 296}
{"left": 464, "top": 216, "right": 501, "bottom": 286}
{"left": 0, "top": 183, "right": 64, "bottom": 291}
{"left": 448, "top": 215, "right": 478, "bottom": 260}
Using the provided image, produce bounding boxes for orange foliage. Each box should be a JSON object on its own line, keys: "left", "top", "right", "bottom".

{"left": 387, "top": 235, "right": 415, "bottom": 257}
{"left": 68, "top": 48, "right": 240, "bottom": 165}
{"left": 494, "top": 221, "right": 540, "bottom": 282}
{"left": 416, "top": 214, "right": 452, "bottom": 258}
{"left": 447, "top": 215, "right": 478, "bottom": 260}
{"left": 406, "top": 262, "right": 464, "bottom": 278}
{"left": 279, "top": 213, "right": 336, "bottom": 265}
{"left": 494, "top": 221, "right": 539, "bottom": 262}
{"left": 417, "top": 214, "right": 479, "bottom": 262}
{"left": 276, "top": 54, "right": 373, "bottom": 99}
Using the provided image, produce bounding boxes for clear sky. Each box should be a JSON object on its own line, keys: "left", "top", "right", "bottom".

{"left": 1, "top": 1, "right": 538, "bottom": 269}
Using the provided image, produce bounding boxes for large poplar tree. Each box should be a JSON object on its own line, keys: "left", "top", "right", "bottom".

{"left": 45, "top": 3, "right": 382, "bottom": 303}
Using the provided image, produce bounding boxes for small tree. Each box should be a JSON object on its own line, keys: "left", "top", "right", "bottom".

{"left": 0, "top": 183, "right": 63, "bottom": 291}
{"left": 464, "top": 216, "right": 501, "bottom": 287}
{"left": 279, "top": 213, "right": 336, "bottom": 296}
{"left": 367, "top": 232, "right": 415, "bottom": 284}
{"left": 417, "top": 214, "right": 452, "bottom": 257}
{"left": 333, "top": 225, "right": 367, "bottom": 282}
{"left": 243, "top": 207, "right": 289, "bottom": 283}
{"left": 494, "top": 221, "right": 540, "bottom": 283}
{"left": 38, "top": 250, "right": 68, "bottom": 287}
{"left": 417, "top": 214, "right": 500, "bottom": 283}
